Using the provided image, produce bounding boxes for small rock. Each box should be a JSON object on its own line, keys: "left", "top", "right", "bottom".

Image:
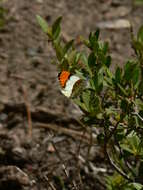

{"left": 31, "top": 57, "right": 43, "bottom": 67}
{"left": 12, "top": 146, "right": 25, "bottom": 155}
{"left": 89, "top": 162, "right": 107, "bottom": 174}
{"left": 111, "top": 0, "right": 124, "bottom": 6}
{"left": 36, "top": 0, "right": 43, "bottom": 3}
{"left": 0, "top": 113, "right": 8, "bottom": 122}
{"left": 47, "top": 143, "right": 55, "bottom": 153}
{"left": 97, "top": 19, "right": 131, "bottom": 29}
{"left": 26, "top": 48, "right": 38, "bottom": 57}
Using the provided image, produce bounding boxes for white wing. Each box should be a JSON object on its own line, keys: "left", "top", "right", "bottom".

{"left": 61, "top": 75, "right": 80, "bottom": 97}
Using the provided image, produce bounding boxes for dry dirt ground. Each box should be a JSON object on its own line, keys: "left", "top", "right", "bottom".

{"left": 0, "top": 0, "right": 143, "bottom": 189}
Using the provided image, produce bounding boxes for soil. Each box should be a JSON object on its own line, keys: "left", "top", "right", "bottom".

{"left": 0, "top": 0, "right": 143, "bottom": 189}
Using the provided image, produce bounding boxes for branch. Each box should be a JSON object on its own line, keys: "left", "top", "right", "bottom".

{"left": 105, "top": 145, "right": 133, "bottom": 182}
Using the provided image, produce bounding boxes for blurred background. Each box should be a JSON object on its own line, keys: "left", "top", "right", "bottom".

{"left": 0, "top": 0, "right": 143, "bottom": 109}
{"left": 0, "top": 0, "right": 143, "bottom": 189}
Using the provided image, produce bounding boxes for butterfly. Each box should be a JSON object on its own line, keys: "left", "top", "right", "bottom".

{"left": 58, "top": 70, "right": 81, "bottom": 97}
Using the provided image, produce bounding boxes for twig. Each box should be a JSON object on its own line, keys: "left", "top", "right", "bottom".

{"left": 51, "top": 142, "right": 78, "bottom": 190}
{"left": 22, "top": 85, "right": 33, "bottom": 137}
{"left": 105, "top": 147, "right": 133, "bottom": 182}
{"left": 52, "top": 142, "right": 69, "bottom": 178}
{"left": 86, "top": 129, "right": 93, "bottom": 161}
{"left": 114, "top": 137, "right": 136, "bottom": 176}
{"left": 132, "top": 100, "right": 143, "bottom": 122}
{"left": 132, "top": 112, "right": 143, "bottom": 121}
{"left": 1, "top": 101, "right": 83, "bottom": 127}
{"left": 44, "top": 175, "right": 56, "bottom": 190}
{"left": 76, "top": 129, "right": 86, "bottom": 188}
{"left": 106, "top": 120, "right": 121, "bottom": 142}
{"left": 103, "top": 117, "right": 133, "bottom": 182}
{"left": 35, "top": 122, "right": 97, "bottom": 144}
{"left": 10, "top": 74, "right": 25, "bottom": 80}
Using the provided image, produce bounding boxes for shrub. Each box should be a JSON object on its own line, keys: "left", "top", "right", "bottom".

{"left": 37, "top": 15, "right": 143, "bottom": 189}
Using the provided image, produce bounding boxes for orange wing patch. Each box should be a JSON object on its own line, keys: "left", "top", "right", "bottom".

{"left": 58, "top": 71, "right": 70, "bottom": 88}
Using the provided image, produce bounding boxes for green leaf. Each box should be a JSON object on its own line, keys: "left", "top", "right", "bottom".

{"left": 121, "top": 133, "right": 141, "bottom": 156}
{"left": 36, "top": 15, "right": 51, "bottom": 35}
{"left": 138, "top": 25, "right": 143, "bottom": 43}
{"left": 67, "top": 50, "right": 82, "bottom": 70}
{"left": 105, "top": 67, "right": 113, "bottom": 79}
{"left": 80, "top": 52, "right": 92, "bottom": 76}
{"left": 120, "top": 144, "right": 135, "bottom": 154}
{"left": 121, "top": 99, "right": 129, "bottom": 112}
{"left": 59, "top": 58, "right": 69, "bottom": 71}
{"left": 115, "top": 125, "right": 126, "bottom": 141}
{"left": 130, "top": 133, "right": 140, "bottom": 149}
{"left": 89, "top": 94, "right": 102, "bottom": 114}
{"left": 132, "top": 40, "right": 143, "bottom": 56}
{"left": 63, "top": 39, "right": 74, "bottom": 55}
{"left": 104, "top": 55, "right": 112, "bottom": 68}
{"left": 134, "top": 0, "right": 143, "bottom": 6}
{"left": 124, "top": 61, "right": 140, "bottom": 85}
{"left": 53, "top": 40, "right": 64, "bottom": 61}
{"left": 88, "top": 52, "right": 96, "bottom": 72}
{"left": 80, "top": 89, "right": 102, "bottom": 115}
{"left": 103, "top": 42, "right": 109, "bottom": 55}
{"left": 132, "top": 64, "right": 140, "bottom": 88}
{"left": 92, "top": 71, "right": 104, "bottom": 93}
{"left": 115, "top": 67, "right": 122, "bottom": 84}
{"left": 67, "top": 50, "right": 76, "bottom": 64}
{"left": 89, "top": 30, "right": 100, "bottom": 49}
{"left": 82, "top": 90, "right": 91, "bottom": 111}
{"left": 89, "top": 32, "right": 96, "bottom": 47}
{"left": 124, "top": 61, "right": 133, "bottom": 81}
{"left": 73, "top": 98, "right": 88, "bottom": 112}
{"left": 130, "top": 182, "right": 143, "bottom": 190}
{"left": 123, "top": 60, "right": 140, "bottom": 88}
{"left": 94, "top": 29, "right": 100, "bottom": 40}
{"left": 70, "top": 52, "right": 82, "bottom": 70}
{"left": 75, "top": 52, "right": 81, "bottom": 63}
{"left": 117, "top": 83, "right": 128, "bottom": 96}
{"left": 75, "top": 70, "right": 86, "bottom": 80}
{"left": 80, "top": 36, "right": 91, "bottom": 48}
{"left": 52, "top": 16, "right": 62, "bottom": 39}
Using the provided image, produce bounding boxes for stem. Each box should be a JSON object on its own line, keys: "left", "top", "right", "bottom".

{"left": 103, "top": 117, "right": 133, "bottom": 182}
{"left": 114, "top": 138, "right": 136, "bottom": 177}
{"left": 104, "top": 144, "right": 133, "bottom": 182}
